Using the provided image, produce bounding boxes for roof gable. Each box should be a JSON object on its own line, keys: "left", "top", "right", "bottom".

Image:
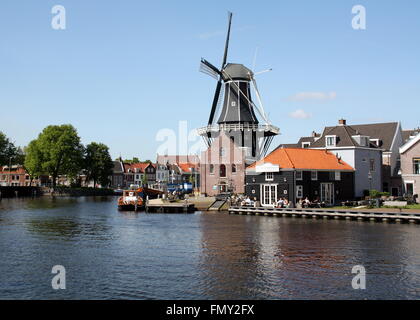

{"left": 400, "top": 132, "right": 420, "bottom": 154}
{"left": 248, "top": 148, "right": 354, "bottom": 171}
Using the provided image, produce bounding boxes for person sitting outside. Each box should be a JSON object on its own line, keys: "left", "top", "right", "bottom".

{"left": 276, "top": 198, "right": 284, "bottom": 208}
{"left": 245, "top": 197, "right": 252, "bottom": 207}
{"left": 303, "top": 197, "right": 311, "bottom": 208}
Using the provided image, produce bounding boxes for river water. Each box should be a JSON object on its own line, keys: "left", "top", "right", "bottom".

{"left": 0, "top": 196, "right": 419, "bottom": 300}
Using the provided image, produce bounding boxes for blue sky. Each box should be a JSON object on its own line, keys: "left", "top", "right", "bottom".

{"left": 1, "top": 0, "right": 419, "bottom": 160}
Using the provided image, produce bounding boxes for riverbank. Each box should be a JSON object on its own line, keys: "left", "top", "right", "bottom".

{"left": 44, "top": 186, "right": 115, "bottom": 197}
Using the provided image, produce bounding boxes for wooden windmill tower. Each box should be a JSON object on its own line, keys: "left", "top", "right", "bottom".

{"left": 197, "top": 12, "right": 279, "bottom": 163}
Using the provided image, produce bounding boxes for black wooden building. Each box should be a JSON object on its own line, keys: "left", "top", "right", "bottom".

{"left": 245, "top": 148, "right": 355, "bottom": 206}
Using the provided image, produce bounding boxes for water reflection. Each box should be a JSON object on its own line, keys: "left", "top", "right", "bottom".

{"left": 1, "top": 197, "right": 420, "bottom": 299}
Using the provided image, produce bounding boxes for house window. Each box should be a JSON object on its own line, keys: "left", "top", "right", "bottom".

{"left": 406, "top": 183, "right": 414, "bottom": 196}
{"left": 231, "top": 101, "right": 236, "bottom": 107}
{"left": 232, "top": 164, "right": 237, "bottom": 173}
{"left": 413, "top": 158, "right": 420, "bottom": 175}
{"left": 370, "top": 159, "right": 375, "bottom": 172}
{"left": 302, "top": 142, "right": 310, "bottom": 148}
{"left": 209, "top": 164, "right": 214, "bottom": 174}
{"left": 335, "top": 171, "right": 341, "bottom": 181}
{"left": 296, "top": 185, "right": 303, "bottom": 199}
{"left": 296, "top": 171, "right": 303, "bottom": 181}
{"left": 326, "top": 136, "right": 336, "bottom": 147}
{"left": 220, "top": 147, "right": 225, "bottom": 157}
{"left": 265, "top": 172, "right": 274, "bottom": 181}
{"left": 220, "top": 164, "right": 226, "bottom": 177}
{"left": 370, "top": 139, "right": 380, "bottom": 147}
{"left": 311, "top": 171, "right": 318, "bottom": 181}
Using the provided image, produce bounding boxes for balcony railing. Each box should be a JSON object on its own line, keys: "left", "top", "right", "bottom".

{"left": 197, "top": 123, "right": 280, "bottom": 136}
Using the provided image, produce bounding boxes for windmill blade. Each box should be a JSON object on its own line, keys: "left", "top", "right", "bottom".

{"left": 208, "top": 80, "right": 223, "bottom": 126}
{"left": 251, "top": 77, "right": 270, "bottom": 124}
{"left": 221, "top": 12, "right": 233, "bottom": 68}
{"left": 200, "top": 58, "right": 221, "bottom": 79}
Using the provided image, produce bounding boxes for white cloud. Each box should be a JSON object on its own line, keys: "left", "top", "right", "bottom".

{"left": 289, "top": 109, "right": 312, "bottom": 119}
{"left": 288, "top": 91, "right": 337, "bottom": 102}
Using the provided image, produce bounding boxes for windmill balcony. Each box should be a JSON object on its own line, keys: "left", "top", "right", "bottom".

{"left": 197, "top": 123, "right": 280, "bottom": 136}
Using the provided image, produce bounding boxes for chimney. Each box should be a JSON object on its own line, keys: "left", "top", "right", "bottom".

{"left": 338, "top": 119, "right": 347, "bottom": 126}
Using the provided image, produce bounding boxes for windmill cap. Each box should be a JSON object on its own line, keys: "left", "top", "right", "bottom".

{"left": 222, "top": 63, "right": 253, "bottom": 81}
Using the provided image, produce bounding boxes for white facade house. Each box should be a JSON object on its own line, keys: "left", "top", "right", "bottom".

{"left": 309, "top": 120, "right": 383, "bottom": 197}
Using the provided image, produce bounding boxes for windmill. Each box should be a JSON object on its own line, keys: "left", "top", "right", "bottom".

{"left": 197, "top": 12, "right": 279, "bottom": 162}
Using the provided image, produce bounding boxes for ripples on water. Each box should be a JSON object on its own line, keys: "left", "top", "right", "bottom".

{"left": 0, "top": 196, "right": 420, "bottom": 299}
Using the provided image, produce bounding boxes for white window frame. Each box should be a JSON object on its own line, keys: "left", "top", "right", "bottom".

{"left": 302, "top": 142, "right": 310, "bottom": 148}
{"left": 311, "top": 171, "right": 318, "bottom": 181}
{"left": 326, "top": 135, "right": 336, "bottom": 147}
{"left": 296, "top": 185, "right": 303, "bottom": 199}
{"left": 265, "top": 172, "right": 274, "bottom": 181}
{"left": 296, "top": 170, "right": 303, "bottom": 181}
{"left": 335, "top": 171, "right": 341, "bottom": 181}
{"left": 370, "top": 159, "right": 375, "bottom": 172}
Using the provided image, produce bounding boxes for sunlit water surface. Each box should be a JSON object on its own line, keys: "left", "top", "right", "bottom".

{"left": 1, "top": 196, "right": 419, "bottom": 299}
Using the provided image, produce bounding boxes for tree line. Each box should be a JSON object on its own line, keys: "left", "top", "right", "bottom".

{"left": 0, "top": 124, "right": 114, "bottom": 188}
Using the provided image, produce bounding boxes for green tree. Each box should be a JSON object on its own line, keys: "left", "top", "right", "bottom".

{"left": 0, "top": 131, "right": 22, "bottom": 165}
{"left": 24, "top": 140, "right": 43, "bottom": 186}
{"left": 26, "top": 124, "right": 84, "bottom": 188}
{"left": 84, "top": 142, "right": 114, "bottom": 188}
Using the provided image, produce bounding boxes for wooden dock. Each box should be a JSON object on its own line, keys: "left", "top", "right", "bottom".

{"left": 145, "top": 199, "right": 196, "bottom": 214}
{"left": 228, "top": 206, "right": 420, "bottom": 224}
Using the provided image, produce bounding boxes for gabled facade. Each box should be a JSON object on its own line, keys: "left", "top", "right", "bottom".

{"left": 110, "top": 160, "right": 125, "bottom": 188}
{"left": 245, "top": 148, "right": 355, "bottom": 206}
{"left": 400, "top": 132, "right": 420, "bottom": 203}
{"left": 305, "top": 120, "right": 384, "bottom": 197}
{"left": 0, "top": 165, "right": 35, "bottom": 186}
{"left": 200, "top": 133, "right": 247, "bottom": 196}
{"left": 286, "top": 120, "right": 406, "bottom": 197}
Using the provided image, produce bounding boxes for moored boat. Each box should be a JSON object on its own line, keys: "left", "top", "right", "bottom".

{"left": 117, "top": 189, "right": 144, "bottom": 211}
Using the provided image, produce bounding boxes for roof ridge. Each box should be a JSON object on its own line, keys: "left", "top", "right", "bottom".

{"left": 342, "top": 125, "right": 358, "bottom": 146}
{"left": 282, "top": 149, "right": 295, "bottom": 169}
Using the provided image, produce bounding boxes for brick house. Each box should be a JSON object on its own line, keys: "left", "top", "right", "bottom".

{"left": 246, "top": 148, "right": 355, "bottom": 206}
{"left": 0, "top": 165, "right": 40, "bottom": 186}
{"left": 400, "top": 132, "right": 420, "bottom": 203}
{"left": 200, "top": 133, "right": 247, "bottom": 196}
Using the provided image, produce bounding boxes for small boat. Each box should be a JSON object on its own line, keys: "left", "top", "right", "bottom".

{"left": 117, "top": 189, "right": 144, "bottom": 211}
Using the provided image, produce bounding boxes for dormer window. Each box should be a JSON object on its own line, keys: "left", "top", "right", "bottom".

{"left": 370, "top": 139, "right": 380, "bottom": 147}
{"left": 231, "top": 101, "right": 237, "bottom": 107}
{"left": 326, "top": 135, "right": 336, "bottom": 147}
{"left": 352, "top": 135, "right": 370, "bottom": 147}
{"left": 302, "top": 142, "right": 310, "bottom": 148}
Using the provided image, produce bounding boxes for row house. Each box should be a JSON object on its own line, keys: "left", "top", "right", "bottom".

{"left": 110, "top": 159, "right": 157, "bottom": 189}
{"left": 156, "top": 156, "right": 201, "bottom": 192}
{"left": 400, "top": 132, "right": 420, "bottom": 203}
{"left": 246, "top": 148, "right": 355, "bottom": 206}
{"left": 286, "top": 120, "right": 413, "bottom": 197}
{"left": 0, "top": 165, "right": 44, "bottom": 186}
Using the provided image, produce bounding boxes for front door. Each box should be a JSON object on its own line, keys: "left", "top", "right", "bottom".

{"left": 261, "top": 184, "right": 277, "bottom": 206}
{"left": 406, "top": 183, "right": 414, "bottom": 196}
{"left": 321, "top": 183, "right": 334, "bottom": 205}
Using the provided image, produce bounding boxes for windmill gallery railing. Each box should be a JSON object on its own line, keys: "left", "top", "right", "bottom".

{"left": 197, "top": 123, "right": 280, "bottom": 136}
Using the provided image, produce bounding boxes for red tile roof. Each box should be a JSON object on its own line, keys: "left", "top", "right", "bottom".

{"left": 0, "top": 166, "right": 27, "bottom": 174}
{"left": 124, "top": 162, "right": 155, "bottom": 173}
{"left": 178, "top": 163, "right": 198, "bottom": 173}
{"left": 248, "top": 148, "right": 354, "bottom": 171}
